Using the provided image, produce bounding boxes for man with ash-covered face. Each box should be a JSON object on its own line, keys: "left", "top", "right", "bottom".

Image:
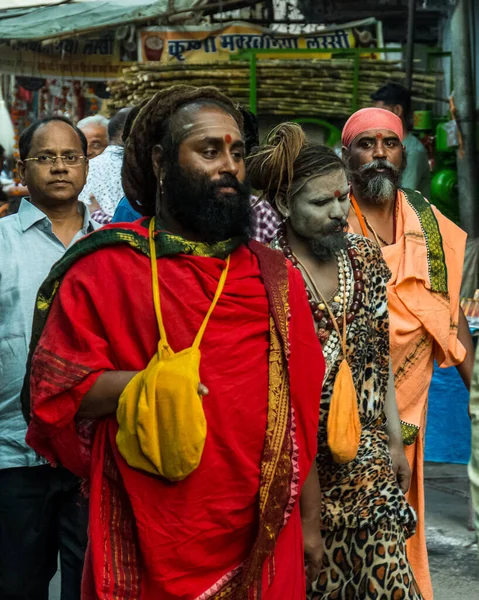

{"left": 22, "top": 86, "right": 325, "bottom": 599}
{"left": 249, "top": 123, "right": 421, "bottom": 599}
{"left": 343, "top": 107, "right": 473, "bottom": 600}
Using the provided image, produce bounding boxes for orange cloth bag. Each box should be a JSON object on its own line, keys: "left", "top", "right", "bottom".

{"left": 326, "top": 303, "right": 361, "bottom": 464}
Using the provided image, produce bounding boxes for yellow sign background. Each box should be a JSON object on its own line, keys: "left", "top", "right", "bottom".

{"left": 139, "top": 22, "right": 367, "bottom": 64}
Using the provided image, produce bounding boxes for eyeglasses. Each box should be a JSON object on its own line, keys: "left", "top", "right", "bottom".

{"left": 23, "top": 154, "right": 87, "bottom": 167}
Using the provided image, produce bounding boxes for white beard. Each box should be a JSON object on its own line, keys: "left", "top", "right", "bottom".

{"left": 363, "top": 174, "right": 397, "bottom": 205}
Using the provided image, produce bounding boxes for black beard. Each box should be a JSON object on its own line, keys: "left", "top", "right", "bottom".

{"left": 352, "top": 158, "right": 401, "bottom": 205}
{"left": 161, "top": 162, "right": 253, "bottom": 244}
{"left": 308, "top": 229, "right": 347, "bottom": 261}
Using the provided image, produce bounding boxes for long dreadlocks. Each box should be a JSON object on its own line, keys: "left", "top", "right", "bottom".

{"left": 247, "top": 122, "right": 345, "bottom": 207}
{"left": 122, "top": 85, "right": 243, "bottom": 216}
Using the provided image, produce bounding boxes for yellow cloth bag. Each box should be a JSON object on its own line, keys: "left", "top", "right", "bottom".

{"left": 326, "top": 296, "right": 362, "bottom": 464}
{"left": 116, "top": 219, "right": 230, "bottom": 481}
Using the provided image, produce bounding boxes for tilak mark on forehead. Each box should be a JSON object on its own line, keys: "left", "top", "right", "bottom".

{"left": 224, "top": 134, "right": 232, "bottom": 144}
{"left": 334, "top": 190, "right": 341, "bottom": 197}
{"left": 376, "top": 132, "right": 383, "bottom": 139}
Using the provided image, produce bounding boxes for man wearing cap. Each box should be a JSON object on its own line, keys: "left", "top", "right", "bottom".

{"left": 342, "top": 107, "right": 474, "bottom": 600}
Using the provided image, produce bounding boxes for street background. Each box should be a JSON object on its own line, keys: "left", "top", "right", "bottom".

{"left": 48, "top": 462, "right": 479, "bottom": 600}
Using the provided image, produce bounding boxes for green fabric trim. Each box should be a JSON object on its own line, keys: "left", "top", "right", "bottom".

{"left": 401, "top": 188, "right": 448, "bottom": 294}
{"left": 21, "top": 220, "right": 242, "bottom": 422}
{"left": 400, "top": 420, "right": 420, "bottom": 446}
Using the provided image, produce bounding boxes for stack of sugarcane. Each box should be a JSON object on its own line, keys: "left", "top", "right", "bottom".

{"left": 107, "top": 58, "right": 442, "bottom": 118}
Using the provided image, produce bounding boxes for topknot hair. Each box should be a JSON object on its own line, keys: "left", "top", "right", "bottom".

{"left": 122, "top": 85, "right": 243, "bottom": 216}
{"left": 247, "top": 122, "right": 345, "bottom": 206}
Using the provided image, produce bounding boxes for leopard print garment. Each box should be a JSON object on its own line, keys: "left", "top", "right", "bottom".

{"left": 310, "top": 520, "right": 423, "bottom": 599}
{"left": 315, "top": 234, "right": 417, "bottom": 537}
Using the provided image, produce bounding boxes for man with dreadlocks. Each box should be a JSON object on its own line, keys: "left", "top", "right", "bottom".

{"left": 248, "top": 123, "right": 422, "bottom": 599}
{"left": 22, "top": 86, "right": 325, "bottom": 599}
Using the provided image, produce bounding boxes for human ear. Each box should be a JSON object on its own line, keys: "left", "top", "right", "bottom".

{"left": 17, "top": 160, "right": 26, "bottom": 185}
{"left": 152, "top": 144, "right": 164, "bottom": 179}
{"left": 393, "top": 104, "right": 403, "bottom": 119}
{"left": 275, "top": 193, "right": 290, "bottom": 219}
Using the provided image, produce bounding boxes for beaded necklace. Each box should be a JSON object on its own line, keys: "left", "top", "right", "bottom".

{"left": 275, "top": 227, "right": 364, "bottom": 346}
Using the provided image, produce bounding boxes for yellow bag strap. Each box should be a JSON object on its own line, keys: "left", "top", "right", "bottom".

{"left": 148, "top": 218, "right": 230, "bottom": 351}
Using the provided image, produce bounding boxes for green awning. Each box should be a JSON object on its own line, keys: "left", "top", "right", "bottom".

{"left": 0, "top": 0, "right": 201, "bottom": 41}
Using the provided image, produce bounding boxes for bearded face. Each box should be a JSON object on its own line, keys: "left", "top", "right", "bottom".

{"left": 155, "top": 104, "right": 253, "bottom": 243}
{"left": 351, "top": 157, "right": 403, "bottom": 205}
{"left": 343, "top": 129, "right": 406, "bottom": 206}
{"left": 161, "top": 161, "right": 253, "bottom": 243}
{"left": 287, "top": 169, "right": 351, "bottom": 261}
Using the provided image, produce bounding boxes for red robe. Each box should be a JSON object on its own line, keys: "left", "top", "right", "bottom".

{"left": 26, "top": 226, "right": 323, "bottom": 600}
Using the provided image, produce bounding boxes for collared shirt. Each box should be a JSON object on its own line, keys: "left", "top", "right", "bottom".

{"left": 401, "top": 133, "right": 431, "bottom": 199}
{"left": 0, "top": 199, "right": 99, "bottom": 469}
{"left": 79, "top": 145, "right": 125, "bottom": 217}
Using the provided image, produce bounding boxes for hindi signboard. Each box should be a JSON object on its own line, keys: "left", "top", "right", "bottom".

{"left": 139, "top": 21, "right": 379, "bottom": 64}
{"left": 0, "top": 38, "right": 128, "bottom": 80}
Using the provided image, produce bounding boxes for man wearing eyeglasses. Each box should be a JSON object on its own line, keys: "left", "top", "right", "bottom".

{"left": 0, "top": 116, "right": 99, "bottom": 600}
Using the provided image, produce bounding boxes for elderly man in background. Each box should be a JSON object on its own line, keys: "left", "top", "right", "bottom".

{"left": 77, "top": 114, "right": 109, "bottom": 159}
{"left": 80, "top": 107, "right": 132, "bottom": 222}
{"left": 343, "top": 107, "right": 473, "bottom": 599}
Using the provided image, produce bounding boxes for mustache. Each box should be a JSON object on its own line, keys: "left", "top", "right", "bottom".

{"left": 324, "top": 217, "right": 348, "bottom": 233}
{"left": 358, "top": 159, "right": 400, "bottom": 177}
{"left": 211, "top": 174, "right": 241, "bottom": 191}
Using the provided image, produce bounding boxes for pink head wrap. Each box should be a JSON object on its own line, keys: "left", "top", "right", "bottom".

{"left": 341, "top": 107, "right": 404, "bottom": 148}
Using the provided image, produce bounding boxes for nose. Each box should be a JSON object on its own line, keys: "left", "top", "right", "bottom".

{"left": 218, "top": 151, "right": 239, "bottom": 177}
{"left": 51, "top": 157, "right": 68, "bottom": 172}
{"left": 372, "top": 140, "right": 386, "bottom": 159}
{"left": 329, "top": 199, "right": 344, "bottom": 220}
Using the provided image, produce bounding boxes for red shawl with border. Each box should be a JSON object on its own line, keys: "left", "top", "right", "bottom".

{"left": 25, "top": 221, "right": 323, "bottom": 600}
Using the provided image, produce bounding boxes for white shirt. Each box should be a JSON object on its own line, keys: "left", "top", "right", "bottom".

{"left": 0, "top": 199, "right": 99, "bottom": 469}
{"left": 79, "top": 145, "right": 124, "bottom": 216}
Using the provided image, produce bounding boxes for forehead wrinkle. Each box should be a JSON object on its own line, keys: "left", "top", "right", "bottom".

{"left": 181, "top": 122, "right": 242, "bottom": 138}
{"left": 30, "top": 124, "right": 82, "bottom": 151}
{"left": 300, "top": 169, "right": 347, "bottom": 192}
{"left": 172, "top": 104, "right": 241, "bottom": 143}
{"left": 34, "top": 147, "right": 81, "bottom": 154}
{"left": 354, "top": 129, "right": 399, "bottom": 144}
{"left": 303, "top": 186, "right": 349, "bottom": 202}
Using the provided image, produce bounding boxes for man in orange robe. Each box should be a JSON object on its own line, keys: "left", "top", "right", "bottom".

{"left": 22, "top": 86, "right": 325, "bottom": 599}
{"left": 342, "top": 107, "right": 474, "bottom": 599}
